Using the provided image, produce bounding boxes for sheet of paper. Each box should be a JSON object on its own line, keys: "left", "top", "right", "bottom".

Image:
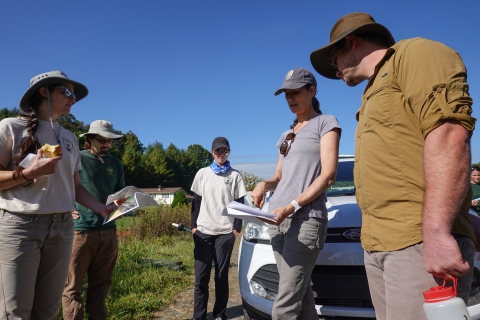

{"left": 224, "top": 201, "right": 277, "bottom": 223}
{"left": 106, "top": 186, "right": 143, "bottom": 205}
{"left": 19, "top": 153, "right": 36, "bottom": 168}
{"left": 104, "top": 187, "right": 159, "bottom": 224}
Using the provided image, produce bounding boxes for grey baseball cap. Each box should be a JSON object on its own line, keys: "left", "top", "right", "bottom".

{"left": 19, "top": 70, "right": 88, "bottom": 113}
{"left": 79, "top": 120, "right": 123, "bottom": 139}
{"left": 274, "top": 68, "right": 317, "bottom": 96}
{"left": 212, "top": 137, "right": 230, "bottom": 151}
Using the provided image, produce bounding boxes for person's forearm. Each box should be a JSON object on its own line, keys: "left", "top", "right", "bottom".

{"left": 191, "top": 193, "right": 201, "bottom": 229}
{"left": 297, "top": 171, "right": 336, "bottom": 207}
{"left": 423, "top": 122, "right": 471, "bottom": 237}
{"left": 75, "top": 184, "right": 106, "bottom": 214}
{"left": 0, "top": 170, "right": 32, "bottom": 190}
{"left": 258, "top": 179, "right": 279, "bottom": 192}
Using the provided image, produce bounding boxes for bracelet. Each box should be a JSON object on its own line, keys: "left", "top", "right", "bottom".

{"left": 12, "top": 168, "right": 20, "bottom": 181}
{"left": 290, "top": 200, "right": 302, "bottom": 213}
{"left": 20, "top": 169, "right": 34, "bottom": 182}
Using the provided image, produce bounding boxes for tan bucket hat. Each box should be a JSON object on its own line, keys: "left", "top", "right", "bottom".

{"left": 19, "top": 70, "right": 88, "bottom": 113}
{"left": 79, "top": 120, "right": 123, "bottom": 139}
{"left": 310, "top": 12, "right": 395, "bottom": 79}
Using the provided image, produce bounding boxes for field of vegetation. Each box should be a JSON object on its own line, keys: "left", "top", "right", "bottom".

{"left": 57, "top": 204, "right": 194, "bottom": 320}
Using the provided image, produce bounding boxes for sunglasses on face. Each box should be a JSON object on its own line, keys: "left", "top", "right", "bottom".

{"left": 93, "top": 137, "right": 115, "bottom": 145}
{"left": 57, "top": 87, "right": 77, "bottom": 101}
{"left": 214, "top": 148, "right": 230, "bottom": 156}
{"left": 280, "top": 132, "right": 296, "bottom": 155}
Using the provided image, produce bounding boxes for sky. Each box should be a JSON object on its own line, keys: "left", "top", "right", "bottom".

{"left": 1, "top": 1, "right": 479, "bottom": 180}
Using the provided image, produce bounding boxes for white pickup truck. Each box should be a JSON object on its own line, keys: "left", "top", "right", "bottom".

{"left": 238, "top": 155, "right": 480, "bottom": 319}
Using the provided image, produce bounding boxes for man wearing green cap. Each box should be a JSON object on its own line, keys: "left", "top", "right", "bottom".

{"left": 310, "top": 12, "right": 476, "bottom": 320}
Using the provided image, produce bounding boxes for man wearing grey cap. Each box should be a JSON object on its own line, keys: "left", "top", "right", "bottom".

{"left": 310, "top": 12, "right": 476, "bottom": 320}
{"left": 62, "top": 120, "right": 125, "bottom": 320}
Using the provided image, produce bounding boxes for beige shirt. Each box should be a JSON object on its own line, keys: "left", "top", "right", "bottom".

{"left": 191, "top": 167, "right": 247, "bottom": 235}
{"left": 355, "top": 38, "right": 476, "bottom": 252}
{"left": 0, "top": 118, "right": 81, "bottom": 214}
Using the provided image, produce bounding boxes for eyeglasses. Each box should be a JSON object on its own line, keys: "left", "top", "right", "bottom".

{"left": 57, "top": 87, "right": 76, "bottom": 101}
{"left": 280, "top": 132, "right": 296, "bottom": 155}
{"left": 94, "top": 137, "right": 115, "bottom": 145}
{"left": 327, "top": 42, "right": 344, "bottom": 71}
{"left": 327, "top": 46, "right": 341, "bottom": 72}
{"left": 214, "top": 148, "right": 230, "bottom": 156}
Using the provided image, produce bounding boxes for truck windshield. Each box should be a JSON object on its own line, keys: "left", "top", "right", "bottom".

{"left": 326, "top": 160, "right": 355, "bottom": 196}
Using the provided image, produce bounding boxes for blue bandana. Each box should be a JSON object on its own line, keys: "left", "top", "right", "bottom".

{"left": 210, "top": 160, "right": 231, "bottom": 175}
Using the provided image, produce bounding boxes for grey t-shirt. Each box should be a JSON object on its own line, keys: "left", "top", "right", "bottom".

{"left": 268, "top": 114, "right": 341, "bottom": 220}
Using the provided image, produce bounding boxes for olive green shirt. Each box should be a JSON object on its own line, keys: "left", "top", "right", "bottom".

{"left": 75, "top": 150, "right": 125, "bottom": 230}
{"left": 471, "top": 183, "right": 480, "bottom": 214}
{"left": 355, "top": 38, "right": 476, "bottom": 252}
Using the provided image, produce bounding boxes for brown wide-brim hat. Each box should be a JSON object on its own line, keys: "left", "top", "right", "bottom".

{"left": 310, "top": 12, "right": 395, "bottom": 80}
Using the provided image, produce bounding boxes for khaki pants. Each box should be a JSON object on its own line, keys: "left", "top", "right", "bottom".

{"left": 0, "top": 211, "right": 74, "bottom": 320}
{"left": 364, "top": 235, "right": 475, "bottom": 320}
{"left": 62, "top": 229, "right": 118, "bottom": 320}
{"left": 268, "top": 216, "right": 327, "bottom": 320}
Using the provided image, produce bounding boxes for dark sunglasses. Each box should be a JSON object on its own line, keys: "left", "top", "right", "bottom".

{"left": 94, "top": 136, "right": 115, "bottom": 145}
{"left": 57, "top": 87, "right": 76, "bottom": 101}
{"left": 280, "top": 132, "right": 296, "bottom": 155}
{"left": 214, "top": 148, "right": 230, "bottom": 156}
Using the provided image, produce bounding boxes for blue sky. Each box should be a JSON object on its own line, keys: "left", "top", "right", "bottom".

{"left": 1, "top": 1, "right": 479, "bottom": 180}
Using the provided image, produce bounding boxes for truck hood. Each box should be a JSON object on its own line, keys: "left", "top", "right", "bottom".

{"left": 326, "top": 195, "right": 362, "bottom": 228}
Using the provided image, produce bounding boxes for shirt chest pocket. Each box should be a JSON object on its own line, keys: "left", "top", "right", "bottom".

{"left": 361, "top": 70, "right": 398, "bottom": 131}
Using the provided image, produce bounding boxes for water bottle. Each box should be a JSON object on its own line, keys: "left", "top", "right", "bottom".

{"left": 423, "top": 277, "right": 471, "bottom": 320}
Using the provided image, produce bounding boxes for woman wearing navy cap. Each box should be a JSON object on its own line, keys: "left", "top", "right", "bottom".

{"left": 251, "top": 68, "right": 341, "bottom": 319}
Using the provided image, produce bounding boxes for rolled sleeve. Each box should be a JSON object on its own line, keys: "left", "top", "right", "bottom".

{"left": 419, "top": 79, "right": 475, "bottom": 137}
{"left": 396, "top": 38, "right": 475, "bottom": 138}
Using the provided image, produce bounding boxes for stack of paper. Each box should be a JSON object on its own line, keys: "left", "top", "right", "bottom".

{"left": 224, "top": 201, "right": 277, "bottom": 224}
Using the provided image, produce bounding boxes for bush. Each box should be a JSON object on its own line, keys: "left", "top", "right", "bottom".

{"left": 171, "top": 191, "right": 188, "bottom": 208}
{"left": 132, "top": 204, "right": 191, "bottom": 239}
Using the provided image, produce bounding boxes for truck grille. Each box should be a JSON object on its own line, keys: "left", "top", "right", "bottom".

{"left": 251, "top": 264, "right": 373, "bottom": 308}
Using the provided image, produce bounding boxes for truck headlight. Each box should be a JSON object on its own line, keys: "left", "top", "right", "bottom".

{"left": 250, "top": 280, "right": 277, "bottom": 301}
{"left": 243, "top": 222, "right": 270, "bottom": 241}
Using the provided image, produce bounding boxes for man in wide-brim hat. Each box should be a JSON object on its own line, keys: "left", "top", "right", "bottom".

{"left": 310, "top": 12, "right": 476, "bottom": 320}
{"left": 62, "top": 120, "right": 125, "bottom": 320}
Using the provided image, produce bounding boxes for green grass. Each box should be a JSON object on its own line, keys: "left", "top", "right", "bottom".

{"left": 106, "top": 234, "right": 194, "bottom": 319}
{"left": 57, "top": 204, "right": 194, "bottom": 319}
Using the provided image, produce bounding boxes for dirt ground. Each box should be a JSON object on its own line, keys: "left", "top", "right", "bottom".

{"left": 155, "top": 236, "right": 244, "bottom": 320}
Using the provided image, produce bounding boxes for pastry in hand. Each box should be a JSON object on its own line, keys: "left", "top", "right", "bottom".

{"left": 41, "top": 143, "right": 62, "bottom": 158}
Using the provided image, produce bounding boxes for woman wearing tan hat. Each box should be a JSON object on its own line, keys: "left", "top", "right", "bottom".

{"left": 251, "top": 68, "right": 341, "bottom": 319}
{"left": 0, "top": 71, "right": 115, "bottom": 319}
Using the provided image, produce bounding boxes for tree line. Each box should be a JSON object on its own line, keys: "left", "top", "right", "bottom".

{"left": 0, "top": 107, "right": 263, "bottom": 192}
